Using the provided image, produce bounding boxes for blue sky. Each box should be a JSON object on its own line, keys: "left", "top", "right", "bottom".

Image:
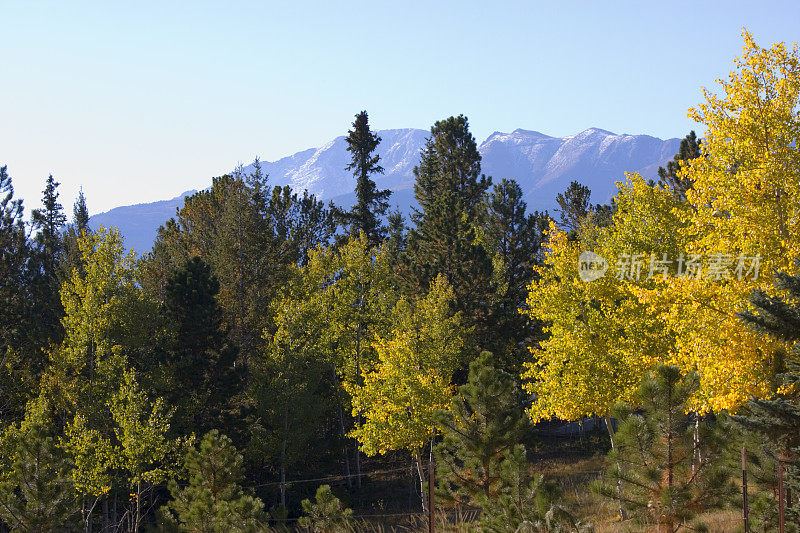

{"left": 2, "top": 1, "right": 798, "bottom": 214}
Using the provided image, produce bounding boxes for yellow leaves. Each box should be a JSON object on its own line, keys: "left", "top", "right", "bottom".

{"left": 525, "top": 34, "right": 800, "bottom": 423}
{"left": 684, "top": 30, "right": 800, "bottom": 277}
{"left": 347, "top": 275, "right": 467, "bottom": 456}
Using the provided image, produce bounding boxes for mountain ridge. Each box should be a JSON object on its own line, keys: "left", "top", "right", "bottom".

{"left": 90, "top": 127, "right": 681, "bottom": 253}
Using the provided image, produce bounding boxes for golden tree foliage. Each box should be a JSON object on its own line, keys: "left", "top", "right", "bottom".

{"left": 684, "top": 31, "right": 800, "bottom": 276}
{"left": 522, "top": 176, "right": 684, "bottom": 422}
{"left": 524, "top": 31, "right": 798, "bottom": 419}
{"left": 347, "top": 275, "right": 468, "bottom": 456}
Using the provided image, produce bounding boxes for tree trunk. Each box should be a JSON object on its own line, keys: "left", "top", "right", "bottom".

{"left": 280, "top": 407, "right": 288, "bottom": 508}
{"left": 604, "top": 415, "right": 627, "bottom": 521}
{"left": 134, "top": 480, "right": 141, "bottom": 533}
{"left": 332, "top": 366, "right": 353, "bottom": 490}
{"left": 415, "top": 448, "right": 428, "bottom": 514}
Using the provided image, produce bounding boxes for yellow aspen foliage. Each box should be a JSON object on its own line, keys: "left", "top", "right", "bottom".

{"left": 683, "top": 31, "right": 800, "bottom": 276}
{"left": 522, "top": 176, "right": 684, "bottom": 422}
{"left": 524, "top": 31, "right": 799, "bottom": 419}
{"left": 346, "top": 275, "right": 468, "bottom": 455}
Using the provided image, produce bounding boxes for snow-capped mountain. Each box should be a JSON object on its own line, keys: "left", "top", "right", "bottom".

{"left": 90, "top": 127, "right": 680, "bottom": 253}
{"left": 247, "top": 128, "right": 429, "bottom": 205}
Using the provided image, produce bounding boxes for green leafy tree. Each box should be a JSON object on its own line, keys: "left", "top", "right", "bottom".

{"left": 45, "top": 227, "right": 173, "bottom": 529}
{"left": 434, "top": 351, "right": 527, "bottom": 507}
{"left": 161, "top": 430, "right": 265, "bottom": 533}
{"left": 338, "top": 110, "right": 391, "bottom": 247}
{"left": 346, "top": 275, "right": 468, "bottom": 511}
{"left": 298, "top": 485, "right": 353, "bottom": 532}
{"left": 110, "top": 369, "right": 184, "bottom": 533}
{"left": 597, "top": 365, "right": 735, "bottom": 532}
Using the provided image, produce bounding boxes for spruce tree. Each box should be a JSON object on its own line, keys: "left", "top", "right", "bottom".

{"left": 338, "top": 110, "right": 391, "bottom": 247}
{"left": 598, "top": 365, "right": 734, "bottom": 532}
{"left": 434, "top": 351, "right": 527, "bottom": 507}
{"left": 62, "top": 188, "right": 91, "bottom": 279}
{"left": 404, "top": 115, "right": 493, "bottom": 353}
{"left": 73, "top": 188, "right": 89, "bottom": 233}
{"left": 733, "top": 259, "right": 800, "bottom": 524}
{"left": 657, "top": 131, "right": 701, "bottom": 201}
{"left": 31, "top": 175, "right": 68, "bottom": 346}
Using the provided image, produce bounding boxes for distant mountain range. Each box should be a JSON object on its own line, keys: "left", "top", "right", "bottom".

{"left": 90, "top": 127, "right": 680, "bottom": 253}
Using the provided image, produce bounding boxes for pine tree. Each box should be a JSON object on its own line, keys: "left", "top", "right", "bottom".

{"left": 553, "top": 181, "right": 591, "bottom": 235}
{"left": 404, "top": 115, "right": 493, "bottom": 352}
{"left": 0, "top": 422, "right": 79, "bottom": 531}
{"left": 597, "top": 365, "right": 735, "bottom": 532}
{"left": 160, "top": 430, "right": 266, "bottom": 533}
{"left": 483, "top": 178, "right": 549, "bottom": 372}
{"left": 338, "top": 110, "right": 391, "bottom": 247}
{"left": 657, "top": 131, "right": 701, "bottom": 201}
{"left": 0, "top": 165, "right": 37, "bottom": 422}
{"left": 478, "top": 445, "right": 584, "bottom": 533}
{"left": 161, "top": 256, "right": 242, "bottom": 440}
{"left": 434, "top": 351, "right": 526, "bottom": 507}
{"left": 298, "top": 485, "right": 353, "bottom": 532}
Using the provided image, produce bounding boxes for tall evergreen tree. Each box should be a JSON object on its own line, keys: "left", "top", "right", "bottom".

{"left": 161, "top": 257, "right": 242, "bottom": 440}
{"left": 657, "top": 131, "right": 701, "bottom": 201}
{"left": 31, "top": 175, "right": 67, "bottom": 268}
{"left": 31, "top": 175, "right": 68, "bottom": 346}
{"left": 338, "top": 111, "right": 391, "bottom": 247}
{"left": 73, "top": 188, "right": 89, "bottom": 233}
{"left": 0, "top": 166, "right": 37, "bottom": 422}
{"left": 554, "top": 180, "right": 591, "bottom": 234}
{"left": 484, "top": 178, "right": 549, "bottom": 371}
{"left": 404, "top": 115, "right": 492, "bottom": 352}
{"left": 62, "top": 188, "right": 91, "bottom": 279}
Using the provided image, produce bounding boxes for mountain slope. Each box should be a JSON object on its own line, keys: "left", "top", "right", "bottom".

{"left": 90, "top": 127, "right": 680, "bottom": 253}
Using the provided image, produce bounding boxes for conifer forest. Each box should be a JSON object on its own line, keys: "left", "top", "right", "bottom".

{"left": 3, "top": 28, "right": 800, "bottom": 533}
